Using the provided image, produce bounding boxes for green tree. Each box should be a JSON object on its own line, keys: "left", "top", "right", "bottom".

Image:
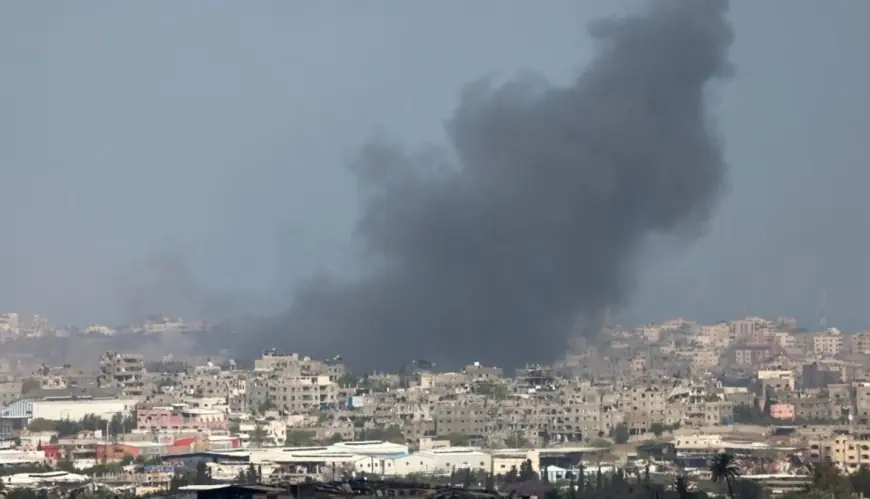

{"left": 850, "top": 465, "right": 870, "bottom": 497}
{"left": 650, "top": 422, "right": 666, "bottom": 438}
{"left": 27, "top": 418, "right": 56, "bottom": 433}
{"left": 234, "top": 469, "right": 248, "bottom": 484}
{"left": 504, "top": 465, "right": 519, "bottom": 484}
{"left": 249, "top": 420, "right": 269, "bottom": 447}
{"left": 109, "top": 411, "right": 136, "bottom": 437}
{"left": 518, "top": 459, "right": 538, "bottom": 481}
{"left": 710, "top": 453, "right": 741, "bottom": 499}
{"left": 611, "top": 423, "right": 630, "bottom": 444}
{"left": 169, "top": 471, "right": 191, "bottom": 491}
{"left": 338, "top": 373, "right": 360, "bottom": 386}
{"left": 731, "top": 479, "right": 768, "bottom": 499}
{"left": 442, "top": 433, "right": 470, "bottom": 447}
{"left": 245, "top": 463, "right": 259, "bottom": 484}
{"left": 813, "top": 462, "right": 852, "bottom": 498}
{"left": 80, "top": 414, "right": 106, "bottom": 432}
{"left": 367, "top": 425, "right": 405, "bottom": 444}
{"left": 194, "top": 461, "right": 212, "bottom": 485}
{"left": 55, "top": 460, "right": 75, "bottom": 472}
{"left": 55, "top": 419, "right": 82, "bottom": 438}
{"left": 284, "top": 429, "right": 317, "bottom": 447}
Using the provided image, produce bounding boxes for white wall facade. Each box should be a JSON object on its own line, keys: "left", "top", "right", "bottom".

{"left": 30, "top": 399, "right": 137, "bottom": 421}
{"left": 385, "top": 448, "right": 492, "bottom": 476}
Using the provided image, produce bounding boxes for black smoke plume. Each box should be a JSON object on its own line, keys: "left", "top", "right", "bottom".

{"left": 252, "top": 0, "right": 733, "bottom": 369}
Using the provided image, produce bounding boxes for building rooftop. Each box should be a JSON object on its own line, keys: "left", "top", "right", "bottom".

{"left": 419, "top": 447, "right": 487, "bottom": 456}
{"left": 328, "top": 440, "right": 408, "bottom": 455}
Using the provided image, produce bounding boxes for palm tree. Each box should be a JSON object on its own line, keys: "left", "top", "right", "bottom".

{"left": 710, "top": 453, "right": 741, "bottom": 499}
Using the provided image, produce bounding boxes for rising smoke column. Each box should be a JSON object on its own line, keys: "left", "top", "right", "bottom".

{"left": 261, "top": 0, "right": 733, "bottom": 369}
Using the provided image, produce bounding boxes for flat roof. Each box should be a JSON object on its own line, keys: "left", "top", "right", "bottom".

{"left": 538, "top": 446, "right": 609, "bottom": 454}
{"left": 162, "top": 451, "right": 249, "bottom": 461}
{"left": 178, "top": 484, "right": 230, "bottom": 491}
{"left": 419, "top": 447, "right": 487, "bottom": 456}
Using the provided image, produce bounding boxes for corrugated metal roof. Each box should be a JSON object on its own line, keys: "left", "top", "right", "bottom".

{"left": 0, "top": 400, "right": 33, "bottom": 419}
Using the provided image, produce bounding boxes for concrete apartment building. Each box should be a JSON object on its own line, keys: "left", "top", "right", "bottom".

{"left": 851, "top": 332, "right": 870, "bottom": 355}
{"left": 99, "top": 352, "right": 146, "bottom": 398}
{"left": 698, "top": 323, "right": 731, "bottom": 348}
{"left": 730, "top": 318, "right": 764, "bottom": 341}
{"left": 180, "top": 363, "right": 247, "bottom": 408}
{"left": 808, "top": 432, "right": 870, "bottom": 473}
{"left": 432, "top": 401, "right": 495, "bottom": 439}
{"left": 732, "top": 345, "right": 774, "bottom": 366}
{"left": 246, "top": 352, "right": 343, "bottom": 414}
{"left": 0, "top": 313, "right": 20, "bottom": 343}
{"left": 8, "top": 314, "right": 862, "bottom": 454}
{"left": 137, "top": 406, "right": 228, "bottom": 432}
{"left": 813, "top": 329, "right": 846, "bottom": 357}
{"left": 757, "top": 370, "right": 795, "bottom": 393}
{"left": 33, "top": 365, "right": 101, "bottom": 392}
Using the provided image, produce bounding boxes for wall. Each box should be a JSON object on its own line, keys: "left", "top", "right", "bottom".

{"left": 30, "top": 399, "right": 137, "bottom": 421}
{"left": 769, "top": 403, "right": 796, "bottom": 421}
{"left": 138, "top": 408, "right": 227, "bottom": 431}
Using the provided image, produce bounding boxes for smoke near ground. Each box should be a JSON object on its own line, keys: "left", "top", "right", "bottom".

{"left": 251, "top": 0, "right": 734, "bottom": 369}
{"left": 115, "top": 251, "right": 252, "bottom": 325}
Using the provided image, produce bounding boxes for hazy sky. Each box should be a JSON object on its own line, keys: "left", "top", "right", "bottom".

{"left": 2, "top": 1, "right": 869, "bottom": 330}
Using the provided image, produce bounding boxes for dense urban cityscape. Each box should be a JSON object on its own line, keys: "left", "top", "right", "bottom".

{"left": 3, "top": 0, "right": 866, "bottom": 498}
{"left": 3, "top": 312, "right": 870, "bottom": 499}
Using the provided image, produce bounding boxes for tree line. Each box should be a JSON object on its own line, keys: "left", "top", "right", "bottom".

{"left": 27, "top": 412, "right": 137, "bottom": 441}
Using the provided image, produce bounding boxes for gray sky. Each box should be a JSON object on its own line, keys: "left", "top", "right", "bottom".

{"left": 2, "top": 1, "right": 869, "bottom": 331}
